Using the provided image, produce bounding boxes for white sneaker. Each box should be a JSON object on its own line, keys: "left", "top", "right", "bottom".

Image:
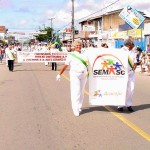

{"left": 74, "top": 111, "right": 79, "bottom": 117}
{"left": 79, "top": 108, "right": 82, "bottom": 113}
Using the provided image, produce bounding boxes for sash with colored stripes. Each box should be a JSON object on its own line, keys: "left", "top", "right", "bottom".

{"left": 128, "top": 56, "right": 133, "bottom": 70}
{"left": 70, "top": 53, "right": 89, "bottom": 76}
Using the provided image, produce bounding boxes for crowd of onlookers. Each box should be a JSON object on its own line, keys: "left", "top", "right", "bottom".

{"left": 138, "top": 44, "right": 150, "bottom": 75}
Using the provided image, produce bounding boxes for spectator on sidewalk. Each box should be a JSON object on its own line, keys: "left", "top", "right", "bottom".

{"left": 139, "top": 53, "right": 146, "bottom": 72}
{"left": 0, "top": 46, "right": 3, "bottom": 63}
{"left": 146, "top": 52, "right": 150, "bottom": 75}
{"left": 146, "top": 44, "right": 150, "bottom": 53}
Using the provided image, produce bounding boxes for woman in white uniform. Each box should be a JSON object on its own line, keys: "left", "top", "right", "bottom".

{"left": 56, "top": 40, "right": 88, "bottom": 116}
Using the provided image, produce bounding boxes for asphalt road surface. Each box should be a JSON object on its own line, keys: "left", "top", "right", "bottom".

{"left": 0, "top": 62, "right": 150, "bottom": 150}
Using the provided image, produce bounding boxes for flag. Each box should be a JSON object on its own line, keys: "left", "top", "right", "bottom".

{"left": 50, "top": 36, "right": 62, "bottom": 51}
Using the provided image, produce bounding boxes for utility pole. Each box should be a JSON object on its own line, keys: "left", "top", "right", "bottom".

{"left": 71, "top": 0, "right": 75, "bottom": 43}
{"left": 48, "top": 17, "right": 55, "bottom": 38}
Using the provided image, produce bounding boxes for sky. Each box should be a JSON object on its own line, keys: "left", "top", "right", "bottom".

{"left": 0, "top": 0, "right": 150, "bottom": 34}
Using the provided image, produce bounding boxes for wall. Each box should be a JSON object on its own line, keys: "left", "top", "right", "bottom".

{"left": 103, "top": 12, "right": 125, "bottom": 30}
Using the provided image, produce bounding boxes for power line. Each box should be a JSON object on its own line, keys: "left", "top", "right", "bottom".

{"left": 58, "top": 0, "right": 120, "bottom": 30}
{"left": 58, "top": 22, "right": 72, "bottom": 30}
{"left": 76, "top": 0, "right": 120, "bottom": 22}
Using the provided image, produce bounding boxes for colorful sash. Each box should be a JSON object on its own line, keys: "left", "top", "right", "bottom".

{"left": 128, "top": 56, "right": 133, "bottom": 70}
{"left": 70, "top": 53, "right": 89, "bottom": 77}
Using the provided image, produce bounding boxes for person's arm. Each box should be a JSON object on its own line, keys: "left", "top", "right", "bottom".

{"left": 58, "top": 64, "right": 68, "bottom": 75}
{"left": 133, "top": 63, "right": 137, "bottom": 71}
{"left": 56, "top": 64, "right": 68, "bottom": 81}
{"left": 132, "top": 52, "right": 138, "bottom": 71}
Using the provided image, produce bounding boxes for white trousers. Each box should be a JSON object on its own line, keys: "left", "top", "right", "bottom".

{"left": 125, "top": 72, "right": 135, "bottom": 106}
{"left": 69, "top": 71, "right": 87, "bottom": 114}
{"left": 118, "top": 72, "right": 135, "bottom": 108}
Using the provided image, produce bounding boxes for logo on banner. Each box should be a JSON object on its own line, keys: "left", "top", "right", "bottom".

{"left": 93, "top": 90, "right": 103, "bottom": 98}
{"left": 92, "top": 54, "right": 125, "bottom": 76}
{"left": 93, "top": 90, "right": 122, "bottom": 98}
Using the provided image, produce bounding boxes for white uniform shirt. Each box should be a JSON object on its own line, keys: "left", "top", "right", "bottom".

{"left": 121, "top": 46, "right": 137, "bottom": 71}
{"left": 65, "top": 51, "right": 88, "bottom": 73}
{"left": 5, "top": 48, "right": 15, "bottom": 60}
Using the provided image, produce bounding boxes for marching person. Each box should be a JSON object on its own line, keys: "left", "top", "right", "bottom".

{"left": 42, "top": 43, "right": 49, "bottom": 66}
{"left": 51, "top": 44, "right": 59, "bottom": 71}
{"left": 117, "top": 38, "right": 137, "bottom": 112}
{"left": 56, "top": 40, "right": 88, "bottom": 116}
{"left": 5, "top": 44, "right": 16, "bottom": 72}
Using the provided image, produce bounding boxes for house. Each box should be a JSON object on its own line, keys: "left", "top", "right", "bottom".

{"left": 78, "top": 8, "right": 150, "bottom": 50}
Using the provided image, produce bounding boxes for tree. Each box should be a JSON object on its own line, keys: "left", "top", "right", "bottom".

{"left": 34, "top": 26, "right": 53, "bottom": 42}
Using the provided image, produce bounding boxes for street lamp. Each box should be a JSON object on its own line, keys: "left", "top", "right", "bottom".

{"left": 48, "top": 17, "right": 55, "bottom": 38}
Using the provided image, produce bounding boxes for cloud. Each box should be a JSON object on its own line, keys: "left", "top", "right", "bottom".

{"left": 3, "top": 0, "right": 150, "bottom": 33}
{"left": 19, "top": 19, "right": 28, "bottom": 25}
{"left": 0, "top": 0, "right": 12, "bottom": 8}
{"left": 15, "top": 7, "right": 30, "bottom": 13}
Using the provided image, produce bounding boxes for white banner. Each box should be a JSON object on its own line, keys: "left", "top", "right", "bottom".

{"left": 87, "top": 48, "right": 129, "bottom": 106}
{"left": 17, "top": 51, "right": 68, "bottom": 63}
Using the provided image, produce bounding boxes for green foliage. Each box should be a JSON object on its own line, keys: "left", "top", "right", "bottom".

{"left": 34, "top": 26, "right": 53, "bottom": 42}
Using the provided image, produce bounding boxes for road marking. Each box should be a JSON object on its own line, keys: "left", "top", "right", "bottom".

{"left": 60, "top": 73, "right": 150, "bottom": 142}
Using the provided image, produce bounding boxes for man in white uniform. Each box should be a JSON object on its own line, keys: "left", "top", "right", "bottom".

{"left": 50, "top": 44, "right": 59, "bottom": 71}
{"left": 56, "top": 40, "right": 88, "bottom": 116}
{"left": 5, "top": 44, "right": 15, "bottom": 72}
{"left": 118, "top": 38, "right": 137, "bottom": 112}
{"left": 42, "top": 43, "right": 49, "bottom": 66}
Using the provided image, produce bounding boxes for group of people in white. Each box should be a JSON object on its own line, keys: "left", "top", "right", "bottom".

{"left": 56, "top": 38, "right": 140, "bottom": 116}
{"left": 1, "top": 38, "right": 149, "bottom": 117}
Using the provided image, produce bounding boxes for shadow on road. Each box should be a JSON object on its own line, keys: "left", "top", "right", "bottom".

{"left": 133, "top": 104, "right": 150, "bottom": 112}
{"left": 81, "top": 104, "right": 150, "bottom": 115}
{"left": 81, "top": 106, "right": 109, "bottom": 115}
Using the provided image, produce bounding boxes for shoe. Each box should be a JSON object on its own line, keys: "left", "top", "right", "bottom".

{"left": 127, "top": 106, "right": 134, "bottom": 112}
{"left": 79, "top": 108, "right": 82, "bottom": 113}
{"left": 73, "top": 111, "right": 79, "bottom": 117}
{"left": 117, "top": 107, "right": 124, "bottom": 111}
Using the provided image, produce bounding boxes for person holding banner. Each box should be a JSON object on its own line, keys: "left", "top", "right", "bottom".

{"left": 117, "top": 38, "right": 137, "bottom": 112}
{"left": 50, "top": 44, "right": 59, "bottom": 71}
{"left": 56, "top": 40, "right": 88, "bottom": 116}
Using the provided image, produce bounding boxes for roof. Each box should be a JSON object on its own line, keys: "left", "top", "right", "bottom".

{"left": 79, "top": 8, "right": 150, "bottom": 24}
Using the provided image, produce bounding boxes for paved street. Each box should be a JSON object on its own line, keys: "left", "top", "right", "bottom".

{"left": 0, "top": 61, "right": 150, "bottom": 150}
